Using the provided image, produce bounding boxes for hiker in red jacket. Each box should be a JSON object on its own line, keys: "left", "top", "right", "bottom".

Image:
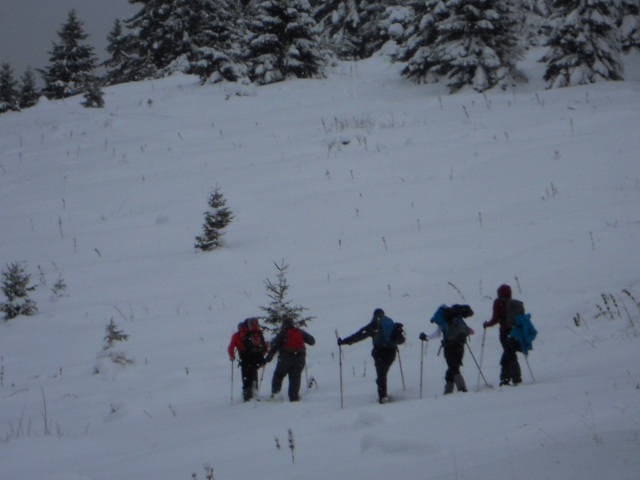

{"left": 483, "top": 284, "right": 522, "bottom": 386}
{"left": 263, "top": 317, "right": 315, "bottom": 402}
{"left": 228, "top": 318, "right": 267, "bottom": 401}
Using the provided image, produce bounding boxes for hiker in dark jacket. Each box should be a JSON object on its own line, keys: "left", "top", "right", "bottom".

{"left": 420, "top": 304, "right": 474, "bottom": 395}
{"left": 263, "top": 317, "right": 315, "bottom": 402}
{"left": 337, "top": 308, "right": 403, "bottom": 404}
{"left": 483, "top": 284, "right": 522, "bottom": 386}
{"left": 227, "top": 318, "right": 267, "bottom": 402}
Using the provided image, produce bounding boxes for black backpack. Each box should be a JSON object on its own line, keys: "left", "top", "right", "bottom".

{"left": 504, "top": 299, "right": 525, "bottom": 330}
{"left": 443, "top": 305, "right": 473, "bottom": 345}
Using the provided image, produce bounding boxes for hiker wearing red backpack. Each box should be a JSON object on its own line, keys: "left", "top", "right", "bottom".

{"left": 262, "top": 317, "right": 315, "bottom": 402}
{"left": 227, "top": 318, "right": 267, "bottom": 402}
{"left": 483, "top": 284, "right": 523, "bottom": 386}
{"left": 337, "top": 308, "right": 405, "bottom": 404}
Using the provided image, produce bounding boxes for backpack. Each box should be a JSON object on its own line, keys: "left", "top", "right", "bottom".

{"left": 373, "top": 316, "right": 397, "bottom": 348}
{"left": 392, "top": 322, "right": 406, "bottom": 345}
{"left": 444, "top": 315, "right": 469, "bottom": 345}
{"left": 431, "top": 304, "right": 472, "bottom": 345}
{"left": 508, "top": 313, "right": 538, "bottom": 355}
{"left": 242, "top": 318, "right": 266, "bottom": 354}
{"left": 504, "top": 299, "right": 525, "bottom": 330}
{"left": 284, "top": 327, "right": 305, "bottom": 353}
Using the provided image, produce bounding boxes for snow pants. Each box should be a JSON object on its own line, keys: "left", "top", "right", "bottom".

{"left": 271, "top": 351, "right": 306, "bottom": 401}
{"left": 499, "top": 329, "right": 522, "bottom": 384}
{"left": 240, "top": 352, "right": 263, "bottom": 401}
{"left": 443, "top": 342, "right": 465, "bottom": 383}
{"left": 372, "top": 347, "right": 396, "bottom": 401}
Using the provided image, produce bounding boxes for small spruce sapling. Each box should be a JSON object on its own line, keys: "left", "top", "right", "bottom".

{"left": 82, "top": 82, "right": 105, "bottom": 108}
{"left": 94, "top": 318, "right": 133, "bottom": 373}
{"left": 1, "top": 261, "right": 38, "bottom": 320}
{"left": 259, "top": 260, "right": 314, "bottom": 331}
{"left": 104, "top": 318, "right": 129, "bottom": 350}
{"left": 195, "top": 187, "right": 234, "bottom": 251}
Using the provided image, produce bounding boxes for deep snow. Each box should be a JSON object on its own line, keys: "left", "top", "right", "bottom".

{"left": 1, "top": 49, "right": 639, "bottom": 480}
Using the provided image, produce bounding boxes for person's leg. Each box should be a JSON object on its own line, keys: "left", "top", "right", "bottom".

{"left": 287, "top": 356, "right": 305, "bottom": 401}
{"left": 271, "top": 358, "right": 287, "bottom": 396}
{"left": 374, "top": 348, "right": 396, "bottom": 402}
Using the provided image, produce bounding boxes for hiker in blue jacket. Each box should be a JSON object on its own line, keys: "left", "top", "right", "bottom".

{"left": 337, "top": 308, "right": 404, "bottom": 404}
{"left": 420, "top": 304, "right": 474, "bottom": 395}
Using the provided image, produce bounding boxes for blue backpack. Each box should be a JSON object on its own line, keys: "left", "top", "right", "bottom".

{"left": 374, "top": 316, "right": 398, "bottom": 348}
{"left": 508, "top": 313, "right": 537, "bottom": 355}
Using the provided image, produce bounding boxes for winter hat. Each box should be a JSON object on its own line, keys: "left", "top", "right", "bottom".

{"left": 373, "top": 308, "right": 385, "bottom": 318}
{"left": 497, "top": 284, "right": 512, "bottom": 299}
{"left": 282, "top": 317, "right": 294, "bottom": 328}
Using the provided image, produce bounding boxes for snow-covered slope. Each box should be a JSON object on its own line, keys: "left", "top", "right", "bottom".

{"left": 1, "top": 50, "right": 639, "bottom": 480}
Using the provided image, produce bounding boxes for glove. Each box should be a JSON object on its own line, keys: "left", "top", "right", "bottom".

{"left": 257, "top": 358, "right": 265, "bottom": 367}
{"left": 229, "top": 356, "right": 235, "bottom": 362}
{"left": 419, "top": 332, "right": 427, "bottom": 341}
{"left": 337, "top": 337, "right": 344, "bottom": 346}
{"left": 483, "top": 322, "right": 489, "bottom": 328}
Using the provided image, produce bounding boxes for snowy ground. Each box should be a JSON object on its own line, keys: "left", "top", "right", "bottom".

{"left": 1, "top": 49, "right": 639, "bottom": 480}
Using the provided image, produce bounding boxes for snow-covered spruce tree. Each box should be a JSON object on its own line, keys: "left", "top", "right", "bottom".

{"left": 38, "top": 9, "right": 98, "bottom": 100}
{"left": 123, "top": 0, "right": 198, "bottom": 77}
{"left": 195, "top": 187, "right": 234, "bottom": 251}
{"left": 519, "top": 0, "right": 552, "bottom": 47}
{"left": 1, "top": 262, "right": 38, "bottom": 320}
{"left": 82, "top": 81, "right": 105, "bottom": 108}
{"left": 398, "top": 0, "right": 450, "bottom": 79}
{"left": 259, "top": 260, "right": 314, "bottom": 331}
{"left": 313, "top": 0, "right": 389, "bottom": 60}
{"left": 620, "top": 0, "right": 640, "bottom": 52}
{"left": 120, "top": 0, "right": 247, "bottom": 82}
{"left": 541, "top": 0, "right": 623, "bottom": 88}
{"left": 190, "top": 0, "right": 249, "bottom": 84}
{"left": 402, "top": 0, "right": 524, "bottom": 92}
{"left": 19, "top": 68, "right": 40, "bottom": 109}
{"left": 103, "top": 19, "right": 131, "bottom": 86}
{"left": 0, "top": 62, "right": 20, "bottom": 113}
{"left": 245, "top": 0, "right": 327, "bottom": 85}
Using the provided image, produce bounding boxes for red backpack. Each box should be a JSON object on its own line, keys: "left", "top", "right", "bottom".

{"left": 242, "top": 318, "right": 266, "bottom": 354}
{"left": 284, "top": 327, "right": 305, "bottom": 353}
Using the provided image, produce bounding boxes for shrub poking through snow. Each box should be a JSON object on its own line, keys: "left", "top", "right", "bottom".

{"left": 1, "top": 261, "right": 38, "bottom": 320}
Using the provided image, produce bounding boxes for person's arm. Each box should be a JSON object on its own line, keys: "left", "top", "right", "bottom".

{"left": 264, "top": 332, "right": 284, "bottom": 363}
{"left": 302, "top": 330, "right": 315, "bottom": 346}
{"left": 484, "top": 299, "right": 501, "bottom": 328}
{"left": 227, "top": 333, "right": 238, "bottom": 360}
{"left": 340, "top": 321, "right": 374, "bottom": 345}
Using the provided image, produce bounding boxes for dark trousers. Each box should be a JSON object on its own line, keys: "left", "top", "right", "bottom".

{"left": 372, "top": 347, "right": 396, "bottom": 400}
{"left": 240, "top": 353, "right": 262, "bottom": 401}
{"left": 443, "top": 343, "right": 465, "bottom": 383}
{"left": 499, "top": 329, "right": 521, "bottom": 383}
{"left": 271, "top": 351, "right": 306, "bottom": 401}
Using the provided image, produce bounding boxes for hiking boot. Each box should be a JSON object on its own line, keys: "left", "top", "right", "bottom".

{"left": 444, "top": 382, "right": 454, "bottom": 395}
{"left": 512, "top": 378, "right": 522, "bottom": 385}
{"left": 499, "top": 379, "right": 511, "bottom": 386}
{"left": 454, "top": 374, "right": 467, "bottom": 392}
{"left": 379, "top": 396, "right": 390, "bottom": 404}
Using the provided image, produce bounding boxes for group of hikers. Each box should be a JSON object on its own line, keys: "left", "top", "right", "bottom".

{"left": 227, "top": 283, "right": 537, "bottom": 404}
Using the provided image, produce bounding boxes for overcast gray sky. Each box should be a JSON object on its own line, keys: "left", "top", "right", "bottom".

{"left": 0, "top": 0, "right": 137, "bottom": 77}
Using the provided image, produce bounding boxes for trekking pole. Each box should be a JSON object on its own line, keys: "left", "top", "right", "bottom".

{"left": 396, "top": 347, "right": 406, "bottom": 391}
{"left": 419, "top": 339, "right": 427, "bottom": 399}
{"left": 230, "top": 359, "right": 234, "bottom": 405}
{"left": 258, "top": 364, "right": 266, "bottom": 392}
{"left": 337, "top": 331, "right": 344, "bottom": 409}
{"left": 476, "top": 328, "right": 487, "bottom": 392}
{"left": 466, "top": 341, "right": 492, "bottom": 388}
{"left": 524, "top": 354, "right": 536, "bottom": 383}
